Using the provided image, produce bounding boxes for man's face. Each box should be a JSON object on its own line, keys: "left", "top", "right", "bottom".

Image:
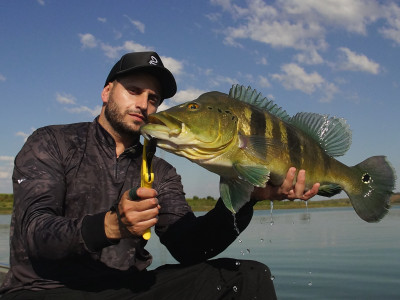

{"left": 102, "top": 73, "right": 162, "bottom": 136}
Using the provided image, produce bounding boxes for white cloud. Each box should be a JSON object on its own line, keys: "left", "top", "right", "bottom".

{"left": 257, "top": 57, "right": 268, "bottom": 66}
{"left": 160, "top": 56, "right": 184, "bottom": 76}
{"left": 37, "top": 0, "right": 45, "bottom": 5}
{"left": 0, "top": 73, "right": 5, "bottom": 82}
{"left": 320, "top": 82, "right": 339, "bottom": 103}
{"left": 0, "top": 171, "right": 11, "bottom": 179}
{"left": 56, "top": 91, "right": 100, "bottom": 117}
{"left": 79, "top": 33, "right": 97, "bottom": 48}
{"left": 101, "top": 41, "right": 151, "bottom": 59}
{"left": 171, "top": 88, "right": 205, "bottom": 104}
{"left": 205, "top": 12, "right": 222, "bottom": 22}
{"left": 272, "top": 63, "right": 338, "bottom": 102}
{"left": 272, "top": 63, "right": 324, "bottom": 94}
{"left": 258, "top": 75, "right": 271, "bottom": 88}
{"left": 100, "top": 44, "right": 122, "bottom": 59}
{"left": 0, "top": 156, "right": 14, "bottom": 192}
{"left": 211, "top": 0, "right": 400, "bottom": 54}
{"left": 338, "top": 47, "right": 380, "bottom": 74}
{"left": 65, "top": 105, "right": 102, "bottom": 117}
{"left": 294, "top": 49, "right": 324, "bottom": 65}
{"left": 124, "top": 15, "right": 145, "bottom": 33}
{"left": 77, "top": 34, "right": 185, "bottom": 78}
{"left": 158, "top": 88, "right": 205, "bottom": 111}
{"left": 122, "top": 41, "right": 151, "bottom": 53}
{"left": 0, "top": 156, "right": 14, "bottom": 162}
{"left": 282, "top": 0, "right": 381, "bottom": 35}
{"left": 97, "top": 17, "right": 107, "bottom": 23}
{"left": 56, "top": 93, "right": 76, "bottom": 105}
{"left": 212, "top": 75, "right": 238, "bottom": 87}
{"left": 15, "top": 129, "right": 35, "bottom": 142}
{"left": 380, "top": 2, "right": 400, "bottom": 45}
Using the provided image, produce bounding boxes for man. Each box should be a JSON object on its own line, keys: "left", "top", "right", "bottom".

{"left": 1, "top": 51, "right": 319, "bottom": 299}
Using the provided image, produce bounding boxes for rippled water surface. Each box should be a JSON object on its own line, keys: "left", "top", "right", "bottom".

{"left": 1, "top": 206, "right": 399, "bottom": 299}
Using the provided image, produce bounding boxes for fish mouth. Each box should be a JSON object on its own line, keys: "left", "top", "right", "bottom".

{"left": 140, "top": 112, "right": 230, "bottom": 160}
{"left": 141, "top": 113, "right": 196, "bottom": 149}
{"left": 141, "top": 113, "right": 184, "bottom": 139}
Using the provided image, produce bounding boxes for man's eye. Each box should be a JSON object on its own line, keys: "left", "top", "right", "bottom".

{"left": 128, "top": 88, "right": 140, "bottom": 95}
{"left": 149, "top": 98, "right": 159, "bottom": 105}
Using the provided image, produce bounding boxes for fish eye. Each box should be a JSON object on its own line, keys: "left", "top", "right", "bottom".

{"left": 187, "top": 103, "right": 199, "bottom": 110}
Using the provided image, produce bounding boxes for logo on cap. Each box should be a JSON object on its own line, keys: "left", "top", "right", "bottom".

{"left": 149, "top": 56, "right": 158, "bottom": 66}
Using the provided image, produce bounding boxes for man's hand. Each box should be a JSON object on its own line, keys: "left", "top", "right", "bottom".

{"left": 251, "top": 167, "right": 320, "bottom": 201}
{"left": 105, "top": 187, "right": 160, "bottom": 240}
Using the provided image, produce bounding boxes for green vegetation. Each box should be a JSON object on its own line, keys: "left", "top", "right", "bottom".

{"left": 1, "top": 193, "right": 399, "bottom": 214}
{"left": 0, "top": 194, "right": 13, "bottom": 214}
{"left": 187, "top": 193, "right": 400, "bottom": 211}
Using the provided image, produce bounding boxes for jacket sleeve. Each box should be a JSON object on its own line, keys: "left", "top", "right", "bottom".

{"left": 154, "top": 159, "right": 254, "bottom": 265}
{"left": 12, "top": 128, "right": 89, "bottom": 260}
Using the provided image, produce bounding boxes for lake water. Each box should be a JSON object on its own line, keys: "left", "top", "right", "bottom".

{"left": 1, "top": 206, "right": 399, "bottom": 299}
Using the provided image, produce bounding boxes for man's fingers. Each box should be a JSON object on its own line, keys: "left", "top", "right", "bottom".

{"left": 293, "top": 170, "right": 306, "bottom": 198}
{"left": 281, "top": 167, "right": 296, "bottom": 195}
{"left": 128, "top": 187, "right": 157, "bottom": 201}
{"left": 302, "top": 183, "right": 320, "bottom": 200}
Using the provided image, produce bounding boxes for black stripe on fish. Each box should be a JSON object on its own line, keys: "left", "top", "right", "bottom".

{"left": 250, "top": 109, "right": 268, "bottom": 157}
{"left": 250, "top": 109, "right": 266, "bottom": 136}
{"left": 286, "top": 124, "right": 302, "bottom": 167}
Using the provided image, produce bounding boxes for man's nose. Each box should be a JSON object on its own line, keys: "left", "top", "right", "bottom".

{"left": 136, "top": 93, "right": 149, "bottom": 110}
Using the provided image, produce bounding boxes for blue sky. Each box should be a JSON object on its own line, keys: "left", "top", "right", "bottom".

{"left": 1, "top": 0, "right": 399, "bottom": 199}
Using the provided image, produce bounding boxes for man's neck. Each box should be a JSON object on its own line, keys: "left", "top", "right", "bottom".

{"left": 98, "top": 114, "right": 140, "bottom": 157}
{"left": 114, "top": 134, "right": 139, "bottom": 157}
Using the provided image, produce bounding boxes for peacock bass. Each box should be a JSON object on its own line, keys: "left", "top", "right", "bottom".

{"left": 141, "top": 85, "right": 395, "bottom": 222}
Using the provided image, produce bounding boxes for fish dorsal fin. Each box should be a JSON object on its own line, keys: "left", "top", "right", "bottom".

{"left": 229, "top": 84, "right": 291, "bottom": 122}
{"left": 289, "top": 112, "right": 352, "bottom": 157}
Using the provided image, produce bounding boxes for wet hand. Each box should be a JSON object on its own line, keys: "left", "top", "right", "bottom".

{"left": 251, "top": 167, "right": 320, "bottom": 201}
{"left": 105, "top": 187, "right": 160, "bottom": 239}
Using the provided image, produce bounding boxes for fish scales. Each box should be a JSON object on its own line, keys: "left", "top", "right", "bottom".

{"left": 141, "top": 85, "right": 396, "bottom": 223}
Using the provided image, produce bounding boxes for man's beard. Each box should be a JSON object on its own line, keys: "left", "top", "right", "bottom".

{"left": 104, "top": 96, "right": 142, "bottom": 138}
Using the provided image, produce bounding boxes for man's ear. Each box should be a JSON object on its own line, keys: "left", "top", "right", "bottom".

{"left": 101, "top": 82, "right": 112, "bottom": 104}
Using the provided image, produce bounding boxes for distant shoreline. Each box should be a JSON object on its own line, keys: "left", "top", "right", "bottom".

{"left": 1, "top": 193, "right": 399, "bottom": 214}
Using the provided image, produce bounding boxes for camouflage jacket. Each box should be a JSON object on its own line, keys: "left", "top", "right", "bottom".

{"left": 1, "top": 118, "right": 254, "bottom": 294}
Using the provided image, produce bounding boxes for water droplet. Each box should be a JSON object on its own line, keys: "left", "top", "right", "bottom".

{"left": 308, "top": 281, "right": 313, "bottom": 286}
{"left": 232, "top": 213, "right": 240, "bottom": 235}
{"left": 240, "top": 250, "right": 245, "bottom": 256}
{"left": 305, "top": 201, "right": 311, "bottom": 222}
{"left": 260, "top": 238, "right": 264, "bottom": 243}
{"left": 235, "top": 261, "right": 241, "bottom": 266}
{"left": 246, "top": 248, "right": 251, "bottom": 254}
{"left": 217, "top": 285, "right": 222, "bottom": 291}
{"left": 233, "top": 286, "right": 238, "bottom": 293}
{"left": 238, "top": 239, "right": 242, "bottom": 243}
{"left": 270, "top": 201, "right": 274, "bottom": 225}
{"left": 270, "top": 275, "right": 275, "bottom": 281}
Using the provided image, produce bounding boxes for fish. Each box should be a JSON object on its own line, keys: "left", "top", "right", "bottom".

{"left": 141, "top": 84, "right": 396, "bottom": 222}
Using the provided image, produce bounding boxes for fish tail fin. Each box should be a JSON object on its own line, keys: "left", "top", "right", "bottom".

{"left": 346, "top": 156, "right": 395, "bottom": 222}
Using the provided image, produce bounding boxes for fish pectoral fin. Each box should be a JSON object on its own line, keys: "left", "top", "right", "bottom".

{"left": 233, "top": 163, "right": 270, "bottom": 187}
{"left": 317, "top": 184, "right": 342, "bottom": 197}
{"left": 220, "top": 177, "right": 254, "bottom": 213}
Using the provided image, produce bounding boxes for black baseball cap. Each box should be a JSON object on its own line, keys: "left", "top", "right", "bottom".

{"left": 104, "top": 51, "right": 177, "bottom": 100}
